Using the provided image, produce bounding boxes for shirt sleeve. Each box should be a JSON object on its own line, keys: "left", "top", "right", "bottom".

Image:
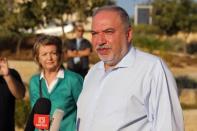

{"left": 147, "top": 59, "right": 184, "bottom": 131}
{"left": 81, "top": 39, "right": 92, "bottom": 51}
{"left": 10, "top": 68, "right": 24, "bottom": 85}
{"left": 29, "top": 76, "right": 40, "bottom": 108}
{"left": 66, "top": 39, "right": 75, "bottom": 50}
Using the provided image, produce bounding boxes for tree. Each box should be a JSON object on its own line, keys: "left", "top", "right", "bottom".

{"left": 176, "top": 0, "right": 197, "bottom": 33}
{"left": 152, "top": 0, "right": 179, "bottom": 35}
{"left": 0, "top": 0, "right": 115, "bottom": 45}
{"left": 152, "top": 0, "right": 197, "bottom": 35}
{"left": 152, "top": 0, "right": 197, "bottom": 54}
{"left": 42, "top": 0, "right": 115, "bottom": 38}
{"left": 0, "top": 0, "right": 44, "bottom": 55}
{"left": 18, "top": 0, "right": 44, "bottom": 31}
{"left": 76, "top": 0, "right": 115, "bottom": 22}
{"left": 0, "top": 0, "right": 12, "bottom": 33}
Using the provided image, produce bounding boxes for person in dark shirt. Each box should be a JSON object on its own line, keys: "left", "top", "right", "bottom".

{"left": 66, "top": 24, "right": 92, "bottom": 78}
{"left": 0, "top": 57, "right": 25, "bottom": 131}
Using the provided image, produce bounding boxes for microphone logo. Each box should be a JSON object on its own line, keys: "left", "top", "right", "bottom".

{"left": 38, "top": 116, "right": 46, "bottom": 124}
{"left": 34, "top": 114, "right": 50, "bottom": 130}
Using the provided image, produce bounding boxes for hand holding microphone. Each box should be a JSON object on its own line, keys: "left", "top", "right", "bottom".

{"left": 49, "top": 109, "right": 65, "bottom": 131}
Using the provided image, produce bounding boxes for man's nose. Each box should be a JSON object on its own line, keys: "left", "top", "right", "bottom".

{"left": 96, "top": 33, "right": 106, "bottom": 45}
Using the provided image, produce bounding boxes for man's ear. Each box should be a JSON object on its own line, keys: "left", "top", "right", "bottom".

{"left": 127, "top": 26, "right": 133, "bottom": 43}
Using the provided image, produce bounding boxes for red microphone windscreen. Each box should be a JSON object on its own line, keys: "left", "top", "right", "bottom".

{"left": 33, "top": 114, "right": 50, "bottom": 130}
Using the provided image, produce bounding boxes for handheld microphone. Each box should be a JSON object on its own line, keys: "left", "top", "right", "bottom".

{"left": 33, "top": 98, "right": 51, "bottom": 130}
{"left": 24, "top": 98, "right": 51, "bottom": 131}
{"left": 49, "top": 109, "right": 65, "bottom": 131}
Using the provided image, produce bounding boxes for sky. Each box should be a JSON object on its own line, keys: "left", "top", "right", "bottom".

{"left": 116, "top": 0, "right": 150, "bottom": 17}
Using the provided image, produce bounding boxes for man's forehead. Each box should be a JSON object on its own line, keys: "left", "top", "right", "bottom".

{"left": 94, "top": 10, "right": 119, "bottom": 18}
{"left": 93, "top": 12, "right": 121, "bottom": 27}
{"left": 92, "top": 15, "right": 122, "bottom": 31}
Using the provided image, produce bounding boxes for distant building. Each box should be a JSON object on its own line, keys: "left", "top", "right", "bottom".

{"left": 134, "top": 4, "right": 152, "bottom": 25}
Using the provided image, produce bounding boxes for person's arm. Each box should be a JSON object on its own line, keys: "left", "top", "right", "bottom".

{"left": 147, "top": 59, "right": 184, "bottom": 131}
{"left": 66, "top": 39, "right": 92, "bottom": 58}
{"left": 77, "top": 48, "right": 91, "bottom": 57}
{"left": 0, "top": 57, "right": 25, "bottom": 99}
{"left": 66, "top": 39, "right": 78, "bottom": 58}
{"left": 67, "top": 50, "right": 78, "bottom": 58}
{"left": 67, "top": 47, "right": 91, "bottom": 58}
{"left": 77, "top": 39, "right": 92, "bottom": 57}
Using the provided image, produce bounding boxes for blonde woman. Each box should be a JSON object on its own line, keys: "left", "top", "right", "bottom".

{"left": 29, "top": 34, "right": 83, "bottom": 131}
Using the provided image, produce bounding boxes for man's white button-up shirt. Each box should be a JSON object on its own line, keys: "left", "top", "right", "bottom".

{"left": 77, "top": 47, "right": 184, "bottom": 131}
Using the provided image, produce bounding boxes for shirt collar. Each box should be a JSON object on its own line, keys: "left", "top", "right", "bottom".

{"left": 97, "top": 46, "right": 136, "bottom": 70}
{"left": 40, "top": 68, "right": 64, "bottom": 80}
{"left": 77, "top": 38, "right": 82, "bottom": 41}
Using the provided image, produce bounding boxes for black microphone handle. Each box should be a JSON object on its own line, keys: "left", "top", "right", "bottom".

{"left": 24, "top": 108, "right": 35, "bottom": 131}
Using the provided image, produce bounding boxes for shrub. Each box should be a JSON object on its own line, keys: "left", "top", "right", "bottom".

{"left": 133, "top": 24, "right": 162, "bottom": 35}
{"left": 187, "top": 41, "right": 197, "bottom": 54}
{"left": 176, "top": 76, "right": 197, "bottom": 89}
{"left": 0, "top": 35, "right": 16, "bottom": 52}
{"left": 133, "top": 34, "right": 172, "bottom": 52}
{"left": 132, "top": 33, "right": 187, "bottom": 53}
{"left": 15, "top": 99, "right": 31, "bottom": 128}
